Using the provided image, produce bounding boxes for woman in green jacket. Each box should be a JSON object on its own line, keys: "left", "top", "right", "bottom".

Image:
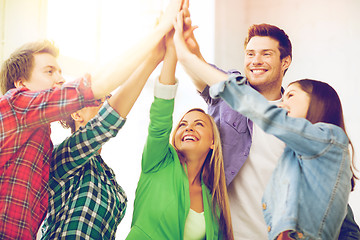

{"left": 126, "top": 31, "right": 233, "bottom": 240}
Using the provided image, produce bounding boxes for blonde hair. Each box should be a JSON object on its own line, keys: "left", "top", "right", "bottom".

{"left": 171, "top": 108, "right": 233, "bottom": 240}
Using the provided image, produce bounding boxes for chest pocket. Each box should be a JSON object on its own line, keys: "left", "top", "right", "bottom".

{"left": 220, "top": 105, "right": 248, "bottom": 146}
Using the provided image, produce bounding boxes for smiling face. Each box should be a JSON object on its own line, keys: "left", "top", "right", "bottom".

{"left": 244, "top": 36, "right": 291, "bottom": 98}
{"left": 15, "top": 53, "right": 64, "bottom": 91}
{"left": 174, "top": 110, "right": 214, "bottom": 157}
{"left": 279, "top": 83, "right": 311, "bottom": 118}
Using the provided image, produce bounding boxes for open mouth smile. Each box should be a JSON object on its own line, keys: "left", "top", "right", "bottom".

{"left": 251, "top": 69, "right": 267, "bottom": 75}
{"left": 182, "top": 135, "right": 199, "bottom": 142}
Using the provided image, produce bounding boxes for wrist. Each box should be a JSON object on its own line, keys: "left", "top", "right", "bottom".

{"left": 178, "top": 50, "right": 196, "bottom": 67}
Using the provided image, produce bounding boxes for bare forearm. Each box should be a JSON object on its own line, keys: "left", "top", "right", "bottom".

{"left": 173, "top": 9, "right": 228, "bottom": 89}
{"left": 108, "top": 54, "right": 162, "bottom": 118}
{"left": 159, "top": 48, "right": 177, "bottom": 86}
{"left": 182, "top": 54, "right": 208, "bottom": 92}
{"left": 179, "top": 52, "right": 228, "bottom": 87}
{"left": 90, "top": 0, "right": 182, "bottom": 99}
{"left": 91, "top": 27, "right": 167, "bottom": 99}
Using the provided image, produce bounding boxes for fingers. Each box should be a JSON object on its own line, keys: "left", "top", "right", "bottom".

{"left": 182, "top": 3, "right": 190, "bottom": 17}
{"left": 183, "top": 25, "right": 198, "bottom": 40}
{"left": 160, "top": 0, "right": 184, "bottom": 31}
{"left": 182, "top": 0, "right": 189, "bottom": 9}
{"left": 184, "top": 16, "right": 191, "bottom": 26}
{"left": 174, "top": 10, "right": 184, "bottom": 34}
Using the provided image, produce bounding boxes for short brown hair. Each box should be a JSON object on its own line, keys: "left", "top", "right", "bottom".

{"left": 245, "top": 24, "right": 292, "bottom": 60}
{"left": 0, "top": 40, "right": 59, "bottom": 94}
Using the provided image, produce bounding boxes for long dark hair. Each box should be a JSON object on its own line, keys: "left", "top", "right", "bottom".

{"left": 290, "top": 79, "right": 357, "bottom": 190}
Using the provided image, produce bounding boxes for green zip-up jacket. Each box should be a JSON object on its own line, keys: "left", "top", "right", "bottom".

{"left": 126, "top": 97, "right": 221, "bottom": 239}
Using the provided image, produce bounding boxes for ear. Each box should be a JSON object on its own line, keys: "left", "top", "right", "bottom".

{"left": 210, "top": 140, "right": 214, "bottom": 150}
{"left": 14, "top": 78, "right": 26, "bottom": 88}
{"left": 71, "top": 111, "right": 83, "bottom": 123}
{"left": 281, "top": 55, "right": 292, "bottom": 73}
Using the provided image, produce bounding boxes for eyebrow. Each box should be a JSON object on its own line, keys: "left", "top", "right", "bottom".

{"left": 180, "top": 119, "right": 206, "bottom": 124}
{"left": 194, "top": 119, "right": 206, "bottom": 123}
{"left": 246, "top": 49, "right": 276, "bottom": 53}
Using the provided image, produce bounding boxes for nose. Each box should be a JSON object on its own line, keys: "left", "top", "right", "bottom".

{"left": 54, "top": 73, "right": 65, "bottom": 87}
{"left": 277, "top": 101, "right": 289, "bottom": 112}
{"left": 252, "top": 54, "right": 263, "bottom": 65}
{"left": 185, "top": 125, "right": 194, "bottom": 132}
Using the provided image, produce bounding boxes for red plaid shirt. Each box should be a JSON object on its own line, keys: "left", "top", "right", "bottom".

{"left": 0, "top": 76, "right": 96, "bottom": 239}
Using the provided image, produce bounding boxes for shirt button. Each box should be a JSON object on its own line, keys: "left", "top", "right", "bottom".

{"left": 262, "top": 203, "right": 267, "bottom": 210}
{"left": 233, "top": 122, "right": 236, "bottom": 127}
{"left": 231, "top": 171, "right": 235, "bottom": 175}
{"left": 267, "top": 226, "right": 271, "bottom": 232}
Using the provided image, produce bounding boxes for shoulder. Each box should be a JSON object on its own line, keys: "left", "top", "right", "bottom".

{"left": 310, "top": 122, "right": 349, "bottom": 150}
{"left": 316, "top": 123, "right": 348, "bottom": 142}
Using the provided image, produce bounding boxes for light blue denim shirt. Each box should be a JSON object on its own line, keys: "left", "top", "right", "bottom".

{"left": 209, "top": 74, "right": 352, "bottom": 240}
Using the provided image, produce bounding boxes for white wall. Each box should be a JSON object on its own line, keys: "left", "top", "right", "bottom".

{"left": 214, "top": 0, "right": 360, "bottom": 224}
{"left": 0, "top": 0, "right": 47, "bottom": 60}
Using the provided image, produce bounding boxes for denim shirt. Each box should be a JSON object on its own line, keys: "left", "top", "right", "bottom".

{"left": 209, "top": 74, "right": 352, "bottom": 239}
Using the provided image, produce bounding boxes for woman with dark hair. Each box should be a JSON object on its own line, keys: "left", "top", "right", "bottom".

{"left": 289, "top": 79, "right": 357, "bottom": 191}
{"left": 173, "top": 10, "right": 355, "bottom": 240}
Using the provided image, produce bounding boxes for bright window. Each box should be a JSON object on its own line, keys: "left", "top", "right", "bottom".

{"left": 46, "top": 1, "right": 214, "bottom": 239}
{"left": 47, "top": 0, "right": 174, "bottom": 74}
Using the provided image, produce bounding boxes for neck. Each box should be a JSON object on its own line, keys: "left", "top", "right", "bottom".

{"left": 254, "top": 83, "right": 282, "bottom": 101}
{"left": 250, "top": 75, "right": 284, "bottom": 101}
{"left": 261, "top": 89, "right": 282, "bottom": 101}
{"left": 180, "top": 152, "right": 206, "bottom": 186}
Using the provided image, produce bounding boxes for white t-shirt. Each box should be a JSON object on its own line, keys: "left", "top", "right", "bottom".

{"left": 183, "top": 208, "right": 206, "bottom": 240}
{"left": 228, "top": 123, "right": 285, "bottom": 239}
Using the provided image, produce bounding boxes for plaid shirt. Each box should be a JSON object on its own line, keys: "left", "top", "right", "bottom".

{"left": 0, "top": 77, "right": 95, "bottom": 239}
{"left": 41, "top": 101, "right": 127, "bottom": 240}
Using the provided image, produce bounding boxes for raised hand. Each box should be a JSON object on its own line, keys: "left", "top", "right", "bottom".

{"left": 173, "top": 10, "right": 191, "bottom": 62}
{"left": 173, "top": 10, "right": 227, "bottom": 88}
{"left": 182, "top": 0, "right": 202, "bottom": 58}
{"left": 158, "top": 0, "right": 184, "bottom": 33}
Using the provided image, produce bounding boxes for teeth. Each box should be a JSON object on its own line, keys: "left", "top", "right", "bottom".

{"left": 183, "top": 135, "right": 196, "bottom": 141}
{"left": 252, "top": 69, "right": 266, "bottom": 74}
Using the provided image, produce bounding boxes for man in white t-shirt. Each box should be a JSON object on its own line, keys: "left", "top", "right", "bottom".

{"left": 182, "top": 6, "right": 359, "bottom": 239}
